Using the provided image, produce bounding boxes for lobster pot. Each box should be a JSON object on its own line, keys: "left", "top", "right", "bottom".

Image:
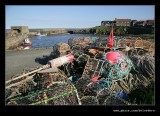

{"left": 102, "top": 51, "right": 133, "bottom": 80}
{"left": 103, "top": 95, "right": 128, "bottom": 105}
{"left": 68, "top": 37, "right": 90, "bottom": 48}
{"left": 6, "top": 68, "right": 68, "bottom": 102}
{"left": 76, "top": 58, "right": 107, "bottom": 96}
{"left": 82, "top": 58, "right": 105, "bottom": 79}
{"left": 125, "top": 39, "right": 135, "bottom": 47}
{"left": 75, "top": 77, "right": 100, "bottom": 98}
{"left": 48, "top": 53, "right": 74, "bottom": 68}
{"left": 33, "top": 71, "right": 68, "bottom": 89}
{"left": 96, "top": 89, "right": 110, "bottom": 104}
{"left": 82, "top": 51, "right": 134, "bottom": 90}
{"left": 116, "top": 38, "right": 126, "bottom": 48}
{"left": 68, "top": 38, "right": 80, "bottom": 47}
{"left": 143, "top": 40, "right": 155, "bottom": 53}
{"left": 83, "top": 37, "right": 90, "bottom": 43}
{"left": 6, "top": 76, "right": 37, "bottom": 100}
{"left": 7, "top": 83, "right": 80, "bottom": 105}
{"left": 80, "top": 96, "right": 99, "bottom": 105}
{"left": 52, "top": 42, "right": 70, "bottom": 57}
{"left": 81, "top": 37, "right": 91, "bottom": 47}
{"left": 109, "top": 55, "right": 155, "bottom": 94}
{"left": 129, "top": 55, "right": 155, "bottom": 89}
{"left": 90, "top": 37, "right": 98, "bottom": 43}
{"left": 134, "top": 38, "right": 143, "bottom": 48}
{"left": 94, "top": 38, "right": 107, "bottom": 48}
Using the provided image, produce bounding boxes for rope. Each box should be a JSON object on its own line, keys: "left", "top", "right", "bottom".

{"left": 94, "top": 51, "right": 134, "bottom": 90}
{"left": 9, "top": 83, "right": 68, "bottom": 101}
{"left": 90, "top": 37, "right": 98, "bottom": 43}
{"left": 30, "top": 89, "right": 77, "bottom": 105}
{"left": 102, "top": 51, "right": 133, "bottom": 79}
{"left": 104, "top": 94, "right": 131, "bottom": 105}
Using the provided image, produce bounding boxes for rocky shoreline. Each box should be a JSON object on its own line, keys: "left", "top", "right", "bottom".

{"left": 5, "top": 30, "right": 71, "bottom": 50}
{"left": 5, "top": 30, "right": 28, "bottom": 50}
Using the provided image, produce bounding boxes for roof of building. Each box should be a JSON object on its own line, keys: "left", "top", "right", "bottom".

{"left": 101, "top": 21, "right": 112, "bottom": 22}
{"left": 115, "top": 19, "right": 131, "bottom": 22}
{"left": 143, "top": 20, "right": 154, "bottom": 25}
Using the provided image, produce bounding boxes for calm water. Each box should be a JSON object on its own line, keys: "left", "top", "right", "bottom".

{"left": 30, "top": 34, "right": 94, "bottom": 48}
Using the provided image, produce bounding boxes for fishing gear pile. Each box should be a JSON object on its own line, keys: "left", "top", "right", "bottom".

{"left": 6, "top": 34, "right": 155, "bottom": 105}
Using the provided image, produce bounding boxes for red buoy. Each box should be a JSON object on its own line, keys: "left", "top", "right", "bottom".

{"left": 106, "top": 52, "right": 124, "bottom": 65}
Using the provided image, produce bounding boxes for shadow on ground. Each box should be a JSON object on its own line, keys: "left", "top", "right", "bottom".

{"left": 35, "top": 55, "right": 52, "bottom": 65}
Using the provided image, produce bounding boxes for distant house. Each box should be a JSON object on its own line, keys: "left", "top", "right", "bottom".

{"left": 11, "top": 26, "right": 29, "bottom": 35}
{"left": 143, "top": 20, "right": 154, "bottom": 27}
{"left": 115, "top": 18, "right": 131, "bottom": 27}
{"left": 130, "top": 20, "right": 137, "bottom": 27}
{"left": 101, "top": 21, "right": 116, "bottom": 26}
{"left": 100, "top": 19, "right": 154, "bottom": 28}
{"left": 134, "top": 21, "right": 145, "bottom": 27}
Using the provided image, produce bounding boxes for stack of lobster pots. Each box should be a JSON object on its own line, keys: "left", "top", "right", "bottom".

{"left": 51, "top": 42, "right": 71, "bottom": 58}
{"left": 68, "top": 37, "right": 91, "bottom": 48}
{"left": 6, "top": 67, "right": 81, "bottom": 105}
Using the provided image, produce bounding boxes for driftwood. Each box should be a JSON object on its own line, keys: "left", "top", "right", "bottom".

{"left": 6, "top": 74, "right": 37, "bottom": 100}
{"left": 38, "top": 67, "right": 59, "bottom": 73}
{"left": 6, "top": 74, "right": 36, "bottom": 89}
{"left": 6, "top": 64, "right": 50, "bottom": 85}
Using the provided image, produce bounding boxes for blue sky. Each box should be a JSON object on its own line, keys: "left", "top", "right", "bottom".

{"left": 6, "top": 5, "right": 154, "bottom": 29}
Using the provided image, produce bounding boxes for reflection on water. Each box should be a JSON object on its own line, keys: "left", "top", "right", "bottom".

{"left": 30, "top": 34, "right": 93, "bottom": 48}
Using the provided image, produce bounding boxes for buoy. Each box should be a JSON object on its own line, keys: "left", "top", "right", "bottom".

{"left": 106, "top": 51, "right": 124, "bottom": 65}
{"left": 117, "top": 90, "right": 128, "bottom": 100}
{"left": 48, "top": 53, "right": 74, "bottom": 68}
{"left": 91, "top": 76, "right": 101, "bottom": 83}
{"left": 101, "top": 51, "right": 133, "bottom": 82}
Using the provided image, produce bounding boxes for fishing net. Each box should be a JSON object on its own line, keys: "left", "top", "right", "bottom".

{"left": 33, "top": 71, "right": 68, "bottom": 89}
{"left": 75, "top": 51, "right": 134, "bottom": 97}
{"left": 129, "top": 54, "right": 155, "bottom": 87}
{"left": 6, "top": 69, "right": 82, "bottom": 105}
{"left": 7, "top": 82, "right": 80, "bottom": 105}
{"left": 89, "top": 37, "right": 98, "bottom": 43}
{"left": 103, "top": 95, "right": 128, "bottom": 105}
{"left": 75, "top": 77, "right": 97, "bottom": 98}
{"left": 110, "top": 54, "right": 155, "bottom": 94}
{"left": 6, "top": 76, "right": 37, "bottom": 100}
{"left": 98, "top": 51, "right": 133, "bottom": 89}
{"left": 96, "top": 88, "right": 110, "bottom": 104}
